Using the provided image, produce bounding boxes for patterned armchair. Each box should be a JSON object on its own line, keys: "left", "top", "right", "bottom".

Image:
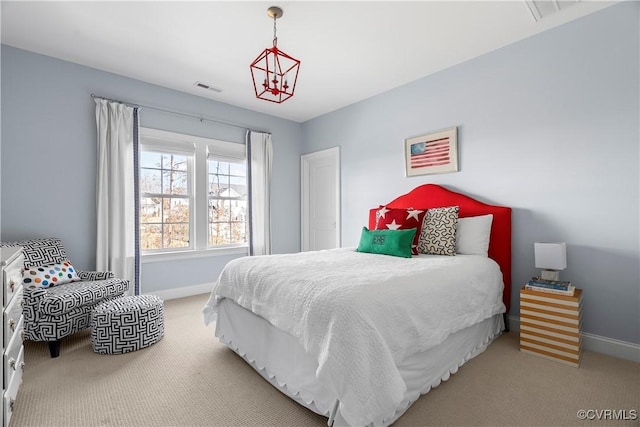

{"left": 0, "top": 238, "right": 129, "bottom": 358}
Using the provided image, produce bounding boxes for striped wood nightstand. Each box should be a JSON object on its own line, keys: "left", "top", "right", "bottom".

{"left": 519, "top": 287, "right": 582, "bottom": 367}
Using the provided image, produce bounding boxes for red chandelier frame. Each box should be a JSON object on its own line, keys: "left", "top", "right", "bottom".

{"left": 250, "top": 6, "right": 300, "bottom": 104}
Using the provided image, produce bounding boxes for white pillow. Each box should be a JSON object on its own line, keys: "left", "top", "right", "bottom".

{"left": 456, "top": 214, "right": 493, "bottom": 256}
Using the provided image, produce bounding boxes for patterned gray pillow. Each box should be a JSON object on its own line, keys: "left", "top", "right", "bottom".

{"left": 417, "top": 206, "right": 459, "bottom": 256}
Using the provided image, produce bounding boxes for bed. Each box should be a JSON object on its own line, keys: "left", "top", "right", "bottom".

{"left": 203, "top": 184, "right": 512, "bottom": 426}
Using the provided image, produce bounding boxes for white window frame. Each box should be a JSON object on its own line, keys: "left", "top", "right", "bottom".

{"left": 139, "top": 128, "right": 248, "bottom": 262}
{"left": 206, "top": 147, "right": 248, "bottom": 250}
{"left": 139, "top": 135, "right": 195, "bottom": 253}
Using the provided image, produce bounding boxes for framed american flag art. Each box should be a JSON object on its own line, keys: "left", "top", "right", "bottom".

{"left": 404, "top": 127, "right": 458, "bottom": 177}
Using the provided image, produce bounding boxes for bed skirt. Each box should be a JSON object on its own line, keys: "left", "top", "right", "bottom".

{"left": 214, "top": 298, "right": 503, "bottom": 427}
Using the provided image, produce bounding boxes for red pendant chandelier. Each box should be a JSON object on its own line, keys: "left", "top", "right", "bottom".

{"left": 250, "top": 6, "right": 300, "bottom": 104}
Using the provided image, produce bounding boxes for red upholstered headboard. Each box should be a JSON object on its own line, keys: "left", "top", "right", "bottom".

{"left": 368, "top": 184, "right": 512, "bottom": 313}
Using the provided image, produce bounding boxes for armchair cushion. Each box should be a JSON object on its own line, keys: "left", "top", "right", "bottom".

{"left": 78, "top": 270, "right": 115, "bottom": 281}
{"left": 29, "top": 278, "right": 129, "bottom": 316}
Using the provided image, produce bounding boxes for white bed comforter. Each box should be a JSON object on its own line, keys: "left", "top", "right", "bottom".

{"left": 203, "top": 248, "right": 505, "bottom": 426}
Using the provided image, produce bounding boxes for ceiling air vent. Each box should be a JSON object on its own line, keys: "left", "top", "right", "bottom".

{"left": 525, "top": 0, "right": 580, "bottom": 22}
{"left": 194, "top": 81, "right": 222, "bottom": 93}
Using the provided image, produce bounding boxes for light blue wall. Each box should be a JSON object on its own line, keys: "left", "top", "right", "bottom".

{"left": 1, "top": 45, "right": 302, "bottom": 292}
{"left": 302, "top": 3, "right": 639, "bottom": 344}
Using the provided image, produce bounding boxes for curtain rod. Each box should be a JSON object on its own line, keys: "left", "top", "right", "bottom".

{"left": 90, "top": 94, "right": 269, "bottom": 134}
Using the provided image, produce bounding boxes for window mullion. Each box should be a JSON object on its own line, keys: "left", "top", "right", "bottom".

{"left": 194, "top": 143, "right": 209, "bottom": 251}
{"left": 142, "top": 193, "right": 189, "bottom": 199}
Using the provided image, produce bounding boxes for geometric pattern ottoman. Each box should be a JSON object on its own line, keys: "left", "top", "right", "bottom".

{"left": 90, "top": 295, "right": 164, "bottom": 354}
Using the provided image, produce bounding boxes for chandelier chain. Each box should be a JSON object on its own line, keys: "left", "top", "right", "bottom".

{"left": 272, "top": 16, "right": 278, "bottom": 47}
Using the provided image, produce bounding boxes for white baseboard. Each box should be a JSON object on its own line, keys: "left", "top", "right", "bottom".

{"left": 508, "top": 315, "right": 640, "bottom": 363}
{"left": 144, "top": 282, "right": 213, "bottom": 301}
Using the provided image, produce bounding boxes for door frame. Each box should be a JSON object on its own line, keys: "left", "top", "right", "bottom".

{"left": 301, "top": 146, "right": 341, "bottom": 251}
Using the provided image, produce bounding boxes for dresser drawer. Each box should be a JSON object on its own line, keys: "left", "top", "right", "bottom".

{"left": 3, "top": 345, "right": 24, "bottom": 427}
{"left": 3, "top": 319, "right": 24, "bottom": 390}
{"left": 3, "top": 252, "right": 24, "bottom": 306}
{"left": 3, "top": 286, "right": 23, "bottom": 347}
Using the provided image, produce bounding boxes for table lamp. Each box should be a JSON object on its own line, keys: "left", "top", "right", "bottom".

{"left": 534, "top": 242, "right": 566, "bottom": 281}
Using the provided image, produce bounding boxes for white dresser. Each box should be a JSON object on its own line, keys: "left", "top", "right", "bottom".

{"left": 2, "top": 247, "right": 24, "bottom": 427}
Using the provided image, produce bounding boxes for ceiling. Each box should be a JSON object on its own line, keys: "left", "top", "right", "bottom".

{"left": 1, "top": 1, "right": 618, "bottom": 123}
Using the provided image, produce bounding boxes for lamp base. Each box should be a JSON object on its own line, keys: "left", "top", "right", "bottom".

{"left": 540, "top": 269, "right": 560, "bottom": 281}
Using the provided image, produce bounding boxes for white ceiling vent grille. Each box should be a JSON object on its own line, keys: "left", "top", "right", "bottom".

{"left": 194, "top": 81, "right": 222, "bottom": 93}
{"left": 525, "top": 0, "right": 581, "bottom": 22}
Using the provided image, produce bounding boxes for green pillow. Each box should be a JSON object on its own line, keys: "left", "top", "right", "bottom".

{"left": 356, "top": 227, "right": 416, "bottom": 258}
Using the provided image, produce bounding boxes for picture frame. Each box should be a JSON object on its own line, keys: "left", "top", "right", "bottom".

{"left": 404, "top": 127, "right": 458, "bottom": 177}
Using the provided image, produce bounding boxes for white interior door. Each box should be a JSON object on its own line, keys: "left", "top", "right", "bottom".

{"left": 301, "top": 147, "right": 341, "bottom": 251}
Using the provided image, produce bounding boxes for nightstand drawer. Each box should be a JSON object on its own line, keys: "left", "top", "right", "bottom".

{"left": 3, "top": 286, "right": 23, "bottom": 347}
{"left": 3, "top": 253, "right": 23, "bottom": 306}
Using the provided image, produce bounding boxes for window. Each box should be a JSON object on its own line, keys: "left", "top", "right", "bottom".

{"left": 208, "top": 158, "right": 248, "bottom": 246}
{"left": 139, "top": 128, "right": 247, "bottom": 255}
{"left": 140, "top": 150, "right": 192, "bottom": 250}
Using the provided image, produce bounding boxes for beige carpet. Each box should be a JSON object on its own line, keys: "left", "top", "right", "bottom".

{"left": 9, "top": 294, "right": 639, "bottom": 427}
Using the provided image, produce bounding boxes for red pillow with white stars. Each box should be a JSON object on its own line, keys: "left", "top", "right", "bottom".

{"left": 375, "top": 206, "right": 426, "bottom": 255}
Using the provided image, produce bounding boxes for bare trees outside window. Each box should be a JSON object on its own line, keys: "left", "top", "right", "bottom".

{"left": 140, "top": 151, "right": 190, "bottom": 250}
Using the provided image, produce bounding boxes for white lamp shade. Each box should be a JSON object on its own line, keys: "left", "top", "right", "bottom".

{"left": 534, "top": 242, "right": 567, "bottom": 270}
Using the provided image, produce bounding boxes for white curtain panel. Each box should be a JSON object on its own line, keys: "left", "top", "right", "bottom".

{"left": 95, "top": 99, "right": 136, "bottom": 294}
{"left": 247, "top": 131, "right": 273, "bottom": 256}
